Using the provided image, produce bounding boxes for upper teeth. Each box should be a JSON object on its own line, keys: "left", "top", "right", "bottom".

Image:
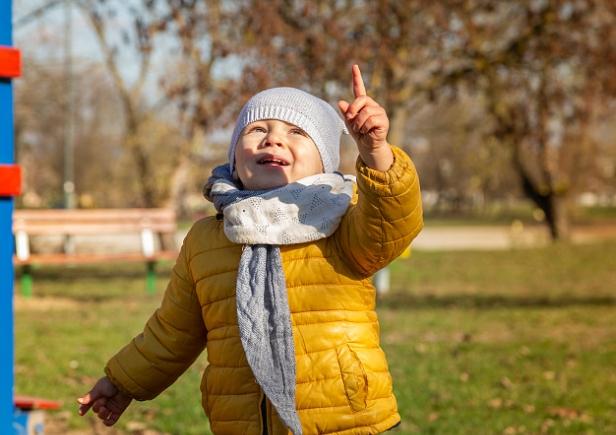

{"left": 261, "top": 158, "right": 286, "bottom": 165}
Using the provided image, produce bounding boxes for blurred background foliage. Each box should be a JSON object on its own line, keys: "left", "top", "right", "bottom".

{"left": 13, "top": 0, "right": 616, "bottom": 240}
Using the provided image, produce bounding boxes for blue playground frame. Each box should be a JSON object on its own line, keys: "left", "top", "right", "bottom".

{"left": 1, "top": 0, "right": 17, "bottom": 431}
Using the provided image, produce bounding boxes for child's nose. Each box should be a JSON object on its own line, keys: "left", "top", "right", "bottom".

{"left": 263, "top": 130, "right": 285, "bottom": 147}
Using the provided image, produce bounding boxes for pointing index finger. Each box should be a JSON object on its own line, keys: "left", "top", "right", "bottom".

{"left": 352, "top": 64, "right": 367, "bottom": 98}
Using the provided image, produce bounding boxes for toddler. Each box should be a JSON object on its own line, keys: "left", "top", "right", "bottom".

{"left": 78, "top": 65, "right": 423, "bottom": 434}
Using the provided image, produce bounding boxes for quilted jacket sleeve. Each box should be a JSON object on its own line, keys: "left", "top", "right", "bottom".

{"left": 335, "top": 145, "right": 423, "bottom": 277}
{"left": 104, "top": 230, "right": 206, "bottom": 400}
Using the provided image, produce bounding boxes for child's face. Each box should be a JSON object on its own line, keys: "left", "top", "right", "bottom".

{"left": 234, "top": 119, "right": 324, "bottom": 190}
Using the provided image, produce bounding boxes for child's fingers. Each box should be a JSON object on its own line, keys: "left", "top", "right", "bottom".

{"left": 352, "top": 64, "right": 367, "bottom": 98}
{"left": 103, "top": 412, "right": 120, "bottom": 427}
{"left": 93, "top": 400, "right": 115, "bottom": 422}
{"left": 78, "top": 403, "right": 91, "bottom": 416}
{"left": 91, "top": 397, "right": 107, "bottom": 414}
{"left": 101, "top": 396, "right": 130, "bottom": 427}
{"left": 351, "top": 105, "right": 383, "bottom": 132}
{"left": 77, "top": 390, "right": 99, "bottom": 416}
{"left": 358, "top": 115, "right": 386, "bottom": 135}
{"left": 95, "top": 404, "right": 108, "bottom": 419}
{"left": 337, "top": 100, "right": 350, "bottom": 115}
{"left": 78, "top": 376, "right": 120, "bottom": 418}
{"left": 344, "top": 95, "right": 375, "bottom": 120}
{"left": 77, "top": 394, "right": 91, "bottom": 415}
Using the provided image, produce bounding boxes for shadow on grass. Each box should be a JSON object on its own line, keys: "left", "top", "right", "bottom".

{"left": 379, "top": 292, "right": 616, "bottom": 310}
{"left": 13, "top": 264, "right": 174, "bottom": 302}
{"left": 15, "top": 264, "right": 172, "bottom": 281}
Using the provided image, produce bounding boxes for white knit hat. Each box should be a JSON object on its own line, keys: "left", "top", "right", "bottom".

{"left": 228, "top": 87, "right": 348, "bottom": 173}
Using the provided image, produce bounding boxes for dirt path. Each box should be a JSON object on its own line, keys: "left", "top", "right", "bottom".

{"left": 413, "top": 223, "right": 616, "bottom": 251}
{"left": 23, "top": 223, "right": 616, "bottom": 254}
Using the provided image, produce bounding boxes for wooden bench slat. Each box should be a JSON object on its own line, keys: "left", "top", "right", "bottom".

{"left": 13, "top": 215, "right": 175, "bottom": 221}
{"left": 14, "top": 223, "right": 177, "bottom": 235}
{"left": 14, "top": 251, "right": 178, "bottom": 266}
{"left": 14, "top": 208, "right": 175, "bottom": 217}
{"left": 13, "top": 208, "right": 177, "bottom": 235}
{"left": 14, "top": 215, "right": 175, "bottom": 222}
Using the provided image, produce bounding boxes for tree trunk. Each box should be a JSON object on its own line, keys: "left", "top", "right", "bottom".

{"left": 516, "top": 162, "right": 570, "bottom": 241}
{"left": 125, "top": 132, "right": 157, "bottom": 208}
{"left": 132, "top": 142, "right": 156, "bottom": 208}
{"left": 167, "top": 154, "right": 192, "bottom": 219}
{"left": 544, "top": 194, "right": 570, "bottom": 241}
{"left": 388, "top": 107, "right": 408, "bottom": 151}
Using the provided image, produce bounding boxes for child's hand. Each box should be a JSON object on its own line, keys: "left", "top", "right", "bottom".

{"left": 77, "top": 376, "right": 132, "bottom": 426}
{"left": 338, "top": 64, "right": 394, "bottom": 171}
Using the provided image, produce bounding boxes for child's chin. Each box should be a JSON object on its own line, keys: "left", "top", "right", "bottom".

{"left": 245, "top": 176, "right": 289, "bottom": 190}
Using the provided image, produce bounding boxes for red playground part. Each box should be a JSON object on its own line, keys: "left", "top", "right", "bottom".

{"left": 14, "top": 396, "right": 61, "bottom": 411}
{"left": 0, "top": 164, "right": 21, "bottom": 196}
{"left": 0, "top": 46, "right": 21, "bottom": 78}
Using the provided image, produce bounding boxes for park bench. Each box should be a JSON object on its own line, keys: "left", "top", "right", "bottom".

{"left": 12, "top": 208, "right": 178, "bottom": 296}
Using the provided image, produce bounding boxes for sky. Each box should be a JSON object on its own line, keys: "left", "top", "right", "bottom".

{"left": 15, "top": 1, "right": 101, "bottom": 60}
{"left": 12, "top": 0, "right": 199, "bottom": 102}
{"left": 13, "top": 0, "right": 243, "bottom": 107}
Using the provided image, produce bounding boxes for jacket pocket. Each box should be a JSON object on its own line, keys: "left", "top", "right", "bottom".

{"left": 336, "top": 344, "right": 369, "bottom": 412}
{"left": 200, "top": 365, "right": 211, "bottom": 417}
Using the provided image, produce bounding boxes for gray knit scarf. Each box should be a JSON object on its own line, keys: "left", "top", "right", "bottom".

{"left": 204, "top": 165, "right": 354, "bottom": 434}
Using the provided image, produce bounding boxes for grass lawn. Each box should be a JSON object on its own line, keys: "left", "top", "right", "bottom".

{"left": 13, "top": 240, "right": 616, "bottom": 434}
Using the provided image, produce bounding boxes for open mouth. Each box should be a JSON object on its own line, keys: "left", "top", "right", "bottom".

{"left": 257, "top": 156, "right": 290, "bottom": 166}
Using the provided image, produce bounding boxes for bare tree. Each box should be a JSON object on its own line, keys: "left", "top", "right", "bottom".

{"left": 421, "top": 0, "right": 616, "bottom": 239}
{"left": 151, "top": 0, "right": 246, "bottom": 215}
{"left": 78, "top": 0, "right": 168, "bottom": 207}
{"left": 81, "top": 0, "right": 251, "bottom": 215}
{"left": 15, "top": 57, "right": 136, "bottom": 208}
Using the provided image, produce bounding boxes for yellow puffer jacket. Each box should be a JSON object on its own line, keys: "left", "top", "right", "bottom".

{"left": 105, "top": 146, "right": 423, "bottom": 434}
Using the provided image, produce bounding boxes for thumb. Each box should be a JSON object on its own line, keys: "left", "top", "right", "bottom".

{"left": 338, "top": 100, "right": 350, "bottom": 115}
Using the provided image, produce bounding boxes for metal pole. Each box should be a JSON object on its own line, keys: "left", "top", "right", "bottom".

{"left": 63, "top": 0, "right": 76, "bottom": 256}
{"left": 0, "top": 0, "right": 18, "bottom": 430}
{"left": 63, "top": 0, "right": 75, "bottom": 210}
{"left": 373, "top": 267, "right": 391, "bottom": 295}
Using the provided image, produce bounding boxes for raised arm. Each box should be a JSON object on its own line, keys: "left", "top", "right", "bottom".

{"left": 335, "top": 65, "right": 423, "bottom": 276}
